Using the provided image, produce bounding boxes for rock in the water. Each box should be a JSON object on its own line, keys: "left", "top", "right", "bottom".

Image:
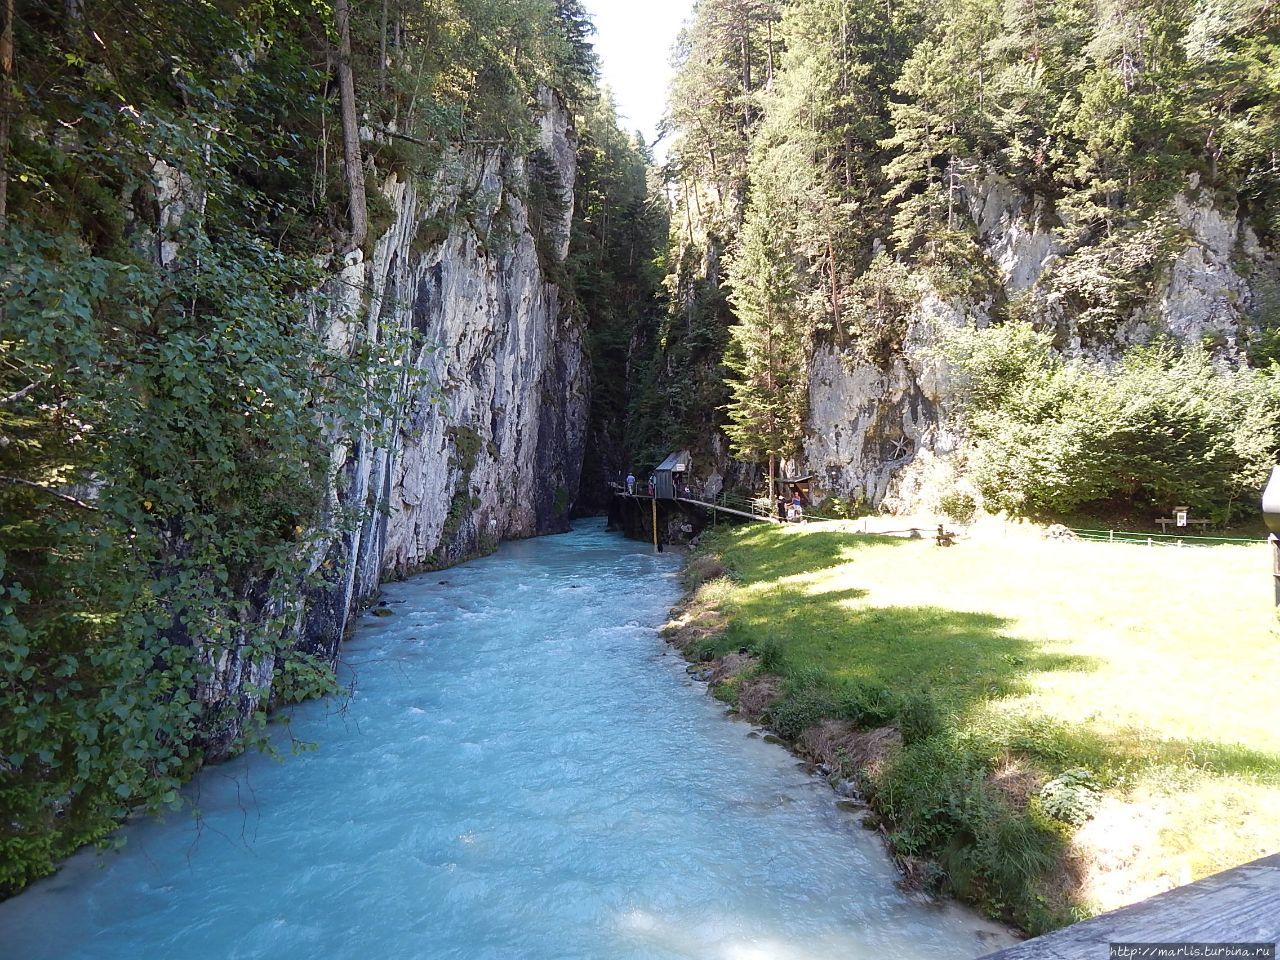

{"left": 835, "top": 778, "right": 863, "bottom": 800}
{"left": 372, "top": 608, "right": 395, "bottom": 618}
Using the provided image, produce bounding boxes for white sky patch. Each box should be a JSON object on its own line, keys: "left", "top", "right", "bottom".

{"left": 582, "top": 0, "right": 694, "bottom": 154}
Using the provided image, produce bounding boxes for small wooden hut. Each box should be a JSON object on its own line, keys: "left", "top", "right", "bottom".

{"left": 654, "top": 450, "right": 691, "bottom": 500}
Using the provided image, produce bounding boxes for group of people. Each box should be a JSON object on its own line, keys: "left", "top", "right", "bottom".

{"left": 777, "top": 491, "right": 805, "bottom": 523}
{"left": 624, "top": 472, "right": 652, "bottom": 497}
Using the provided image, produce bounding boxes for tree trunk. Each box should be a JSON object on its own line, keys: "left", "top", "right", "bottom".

{"left": 828, "top": 237, "right": 845, "bottom": 348}
{"left": 768, "top": 453, "right": 776, "bottom": 504}
{"left": 378, "top": 0, "right": 389, "bottom": 93}
{"left": 0, "top": 0, "right": 13, "bottom": 237}
{"left": 766, "top": 20, "right": 774, "bottom": 84}
{"left": 683, "top": 181, "right": 695, "bottom": 246}
{"left": 334, "top": 0, "right": 368, "bottom": 252}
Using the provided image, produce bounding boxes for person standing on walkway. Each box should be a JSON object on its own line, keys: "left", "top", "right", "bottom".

{"left": 626, "top": 471, "right": 636, "bottom": 495}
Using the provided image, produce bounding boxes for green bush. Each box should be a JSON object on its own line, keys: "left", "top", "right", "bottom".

{"left": 938, "top": 489, "right": 978, "bottom": 524}
{"left": 768, "top": 683, "right": 839, "bottom": 741}
{"left": 944, "top": 323, "right": 1280, "bottom": 521}
{"left": 814, "top": 495, "right": 872, "bottom": 520}
{"left": 754, "top": 635, "right": 787, "bottom": 673}
{"left": 1045, "top": 221, "right": 1185, "bottom": 338}
{"left": 877, "top": 735, "right": 1066, "bottom": 932}
{"left": 1037, "top": 768, "right": 1102, "bottom": 826}
{"left": 840, "top": 681, "right": 901, "bottom": 727}
{"left": 899, "top": 691, "right": 944, "bottom": 744}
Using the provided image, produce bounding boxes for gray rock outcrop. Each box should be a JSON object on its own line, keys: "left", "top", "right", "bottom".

{"left": 802, "top": 169, "right": 1278, "bottom": 511}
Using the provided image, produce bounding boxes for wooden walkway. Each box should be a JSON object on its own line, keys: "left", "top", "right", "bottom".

{"left": 676, "top": 496, "right": 780, "bottom": 524}
{"left": 983, "top": 853, "right": 1280, "bottom": 958}
{"left": 613, "top": 491, "right": 780, "bottom": 525}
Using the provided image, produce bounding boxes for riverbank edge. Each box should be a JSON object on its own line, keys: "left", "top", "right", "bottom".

{"left": 0, "top": 524, "right": 560, "bottom": 904}
{"left": 658, "top": 548, "right": 1052, "bottom": 942}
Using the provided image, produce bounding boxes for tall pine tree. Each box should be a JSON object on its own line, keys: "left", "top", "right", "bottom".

{"left": 723, "top": 191, "right": 808, "bottom": 499}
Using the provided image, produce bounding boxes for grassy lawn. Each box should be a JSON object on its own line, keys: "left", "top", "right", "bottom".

{"left": 678, "top": 521, "right": 1280, "bottom": 933}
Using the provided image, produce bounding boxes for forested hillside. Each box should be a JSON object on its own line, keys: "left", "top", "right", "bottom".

{"left": 643, "top": 0, "right": 1280, "bottom": 521}
{"left": 0, "top": 0, "right": 658, "bottom": 895}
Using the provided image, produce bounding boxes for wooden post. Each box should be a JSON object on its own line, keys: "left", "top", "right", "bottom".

{"left": 1271, "top": 535, "right": 1279, "bottom": 607}
{"left": 652, "top": 495, "right": 660, "bottom": 553}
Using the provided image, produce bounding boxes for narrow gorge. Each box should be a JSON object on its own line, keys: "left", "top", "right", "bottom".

{"left": 3, "top": 0, "right": 1279, "bottom": 951}
{"left": 0, "top": 0, "right": 649, "bottom": 892}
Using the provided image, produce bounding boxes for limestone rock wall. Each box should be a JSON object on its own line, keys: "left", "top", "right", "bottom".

{"left": 185, "top": 94, "right": 587, "bottom": 757}
{"left": 802, "top": 170, "right": 1279, "bottom": 511}
{"left": 185, "top": 95, "right": 583, "bottom": 757}
{"left": 299, "top": 94, "right": 586, "bottom": 659}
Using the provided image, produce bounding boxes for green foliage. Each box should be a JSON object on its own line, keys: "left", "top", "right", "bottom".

{"left": 1045, "top": 221, "right": 1186, "bottom": 337}
{"left": 668, "top": 0, "right": 780, "bottom": 201}
{"left": 898, "top": 691, "right": 943, "bottom": 745}
{"left": 842, "top": 255, "right": 923, "bottom": 364}
{"left": 840, "top": 682, "right": 901, "bottom": 728}
{"left": 812, "top": 494, "right": 869, "bottom": 519}
{"left": 1036, "top": 768, "right": 1101, "bottom": 827}
{"left": 656, "top": 0, "right": 1280, "bottom": 473}
{"left": 938, "top": 489, "right": 979, "bottom": 524}
{"left": 570, "top": 91, "right": 672, "bottom": 500}
{"left": 440, "top": 425, "right": 485, "bottom": 543}
{"left": 723, "top": 193, "right": 810, "bottom": 477}
{"left": 944, "top": 323, "right": 1280, "bottom": 520}
{"left": 273, "top": 650, "right": 341, "bottom": 705}
{"left": 768, "top": 682, "right": 840, "bottom": 741}
{"left": 0, "top": 0, "right": 601, "bottom": 896}
{"left": 754, "top": 635, "right": 787, "bottom": 673}
{"left": 875, "top": 733, "right": 1066, "bottom": 929}
{"left": 412, "top": 215, "right": 452, "bottom": 256}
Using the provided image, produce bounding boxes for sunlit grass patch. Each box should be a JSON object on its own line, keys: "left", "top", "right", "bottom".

{"left": 687, "top": 522, "right": 1280, "bottom": 933}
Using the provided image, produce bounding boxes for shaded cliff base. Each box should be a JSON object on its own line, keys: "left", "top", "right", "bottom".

{"left": 604, "top": 495, "right": 709, "bottom": 548}
{"left": 659, "top": 524, "right": 1280, "bottom": 937}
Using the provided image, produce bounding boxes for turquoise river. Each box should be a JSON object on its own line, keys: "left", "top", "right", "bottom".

{"left": 0, "top": 520, "right": 1013, "bottom": 959}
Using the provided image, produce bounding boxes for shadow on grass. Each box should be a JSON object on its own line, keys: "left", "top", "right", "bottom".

{"left": 707, "top": 524, "right": 1280, "bottom": 786}
{"left": 716, "top": 526, "right": 884, "bottom": 583}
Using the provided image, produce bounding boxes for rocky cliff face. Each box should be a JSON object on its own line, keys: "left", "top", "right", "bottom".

{"left": 305, "top": 93, "right": 585, "bottom": 646}
{"left": 801, "top": 171, "right": 1279, "bottom": 510}
{"left": 196, "top": 95, "right": 586, "bottom": 754}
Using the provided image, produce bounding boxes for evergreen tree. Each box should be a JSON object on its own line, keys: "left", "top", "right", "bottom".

{"left": 723, "top": 193, "right": 808, "bottom": 499}
{"left": 554, "top": 0, "right": 600, "bottom": 101}
{"left": 668, "top": 0, "right": 780, "bottom": 207}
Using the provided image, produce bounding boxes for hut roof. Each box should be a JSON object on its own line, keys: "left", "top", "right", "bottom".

{"left": 656, "top": 450, "right": 692, "bottom": 473}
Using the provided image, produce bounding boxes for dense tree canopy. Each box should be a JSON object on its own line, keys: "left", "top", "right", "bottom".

{"left": 0, "top": 0, "right": 648, "bottom": 895}
{"left": 649, "top": 0, "right": 1279, "bottom": 508}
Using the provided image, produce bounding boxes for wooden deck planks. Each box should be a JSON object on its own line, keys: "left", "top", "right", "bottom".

{"left": 983, "top": 854, "right": 1280, "bottom": 958}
